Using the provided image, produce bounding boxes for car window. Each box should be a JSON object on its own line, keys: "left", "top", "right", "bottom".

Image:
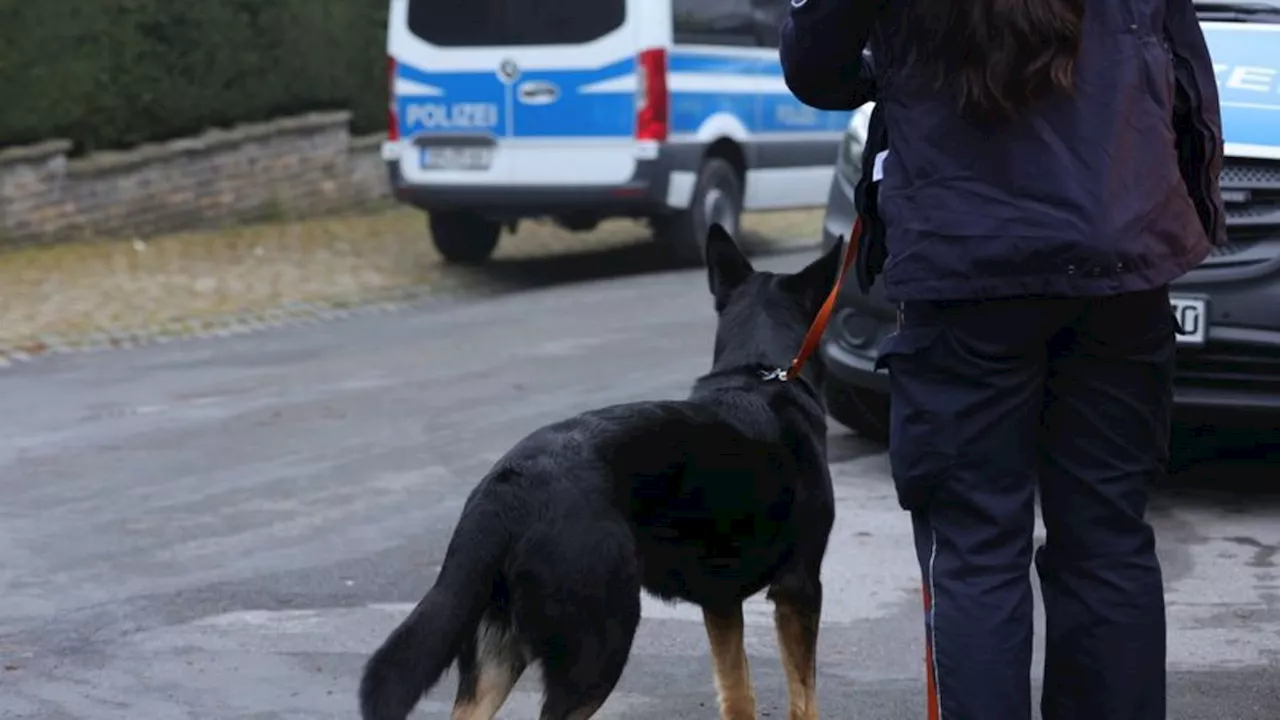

{"left": 673, "top": 0, "right": 759, "bottom": 46}
{"left": 750, "top": 0, "right": 790, "bottom": 48}
{"left": 408, "top": 0, "right": 626, "bottom": 47}
{"left": 1194, "top": 0, "right": 1280, "bottom": 6}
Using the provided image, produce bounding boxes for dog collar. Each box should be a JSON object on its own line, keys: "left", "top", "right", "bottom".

{"left": 757, "top": 365, "right": 820, "bottom": 400}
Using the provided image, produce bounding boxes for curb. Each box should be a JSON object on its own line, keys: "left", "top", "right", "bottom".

{"left": 0, "top": 283, "right": 474, "bottom": 371}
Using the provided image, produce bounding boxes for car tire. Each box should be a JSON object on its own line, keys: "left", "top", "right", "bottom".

{"left": 429, "top": 211, "right": 501, "bottom": 265}
{"left": 654, "top": 157, "right": 744, "bottom": 267}
{"left": 825, "top": 383, "right": 891, "bottom": 445}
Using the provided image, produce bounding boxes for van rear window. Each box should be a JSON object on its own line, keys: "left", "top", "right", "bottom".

{"left": 407, "top": 0, "right": 625, "bottom": 47}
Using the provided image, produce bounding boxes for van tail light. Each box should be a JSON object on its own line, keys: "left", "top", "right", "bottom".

{"left": 635, "top": 48, "right": 668, "bottom": 142}
{"left": 387, "top": 56, "right": 400, "bottom": 141}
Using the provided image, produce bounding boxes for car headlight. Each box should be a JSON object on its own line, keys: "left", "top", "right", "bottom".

{"left": 839, "top": 102, "right": 875, "bottom": 179}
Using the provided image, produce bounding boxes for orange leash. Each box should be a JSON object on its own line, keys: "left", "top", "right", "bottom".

{"left": 764, "top": 215, "right": 864, "bottom": 383}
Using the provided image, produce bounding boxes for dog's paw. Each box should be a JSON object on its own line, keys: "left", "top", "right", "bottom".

{"left": 717, "top": 698, "right": 757, "bottom": 720}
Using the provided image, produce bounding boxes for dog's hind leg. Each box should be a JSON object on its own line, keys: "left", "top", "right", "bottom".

{"left": 769, "top": 582, "right": 822, "bottom": 720}
{"left": 451, "top": 616, "right": 527, "bottom": 720}
{"left": 534, "top": 576, "right": 640, "bottom": 720}
{"left": 701, "top": 604, "right": 757, "bottom": 720}
{"left": 520, "top": 523, "right": 640, "bottom": 720}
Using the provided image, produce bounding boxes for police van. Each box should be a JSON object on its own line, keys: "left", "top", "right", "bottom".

{"left": 382, "top": 0, "right": 853, "bottom": 264}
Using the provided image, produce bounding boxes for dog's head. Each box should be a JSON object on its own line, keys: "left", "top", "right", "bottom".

{"left": 703, "top": 223, "right": 843, "bottom": 381}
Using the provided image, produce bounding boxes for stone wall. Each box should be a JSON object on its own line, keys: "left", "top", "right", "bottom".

{"left": 0, "top": 111, "right": 391, "bottom": 247}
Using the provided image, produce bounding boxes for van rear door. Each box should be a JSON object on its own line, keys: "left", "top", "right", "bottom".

{"left": 389, "top": 0, "right": 642, "bottom": 188}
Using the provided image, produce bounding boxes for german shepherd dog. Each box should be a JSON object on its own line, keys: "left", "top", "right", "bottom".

{"left": 359, "top": 224, "right": 841, "bottom": 720}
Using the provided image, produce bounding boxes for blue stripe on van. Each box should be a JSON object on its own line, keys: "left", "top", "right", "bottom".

{"left": 393, "top": 51, "right": 850, "bottom": 139}
{"left": 666, "top": 53, "right": 778, "bottom": 76}
{"left": 758, "top": 94, "right": 852, "bottom": 134}
{"left": 669, "top": 93, "right": 756, "bottom": 136}
{"left": 1201, "top": 25, "right": 1280, "bottom": 152}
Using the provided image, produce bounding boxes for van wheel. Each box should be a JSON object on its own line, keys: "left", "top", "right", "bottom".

{"left": 429, "top": 211, "right": 501, "bottom": 265}
{"left": 825, "top": 384, "right": 890, "bottom": 445}
{"left": 655, "top": 157, "right": 743, "bottom": 266}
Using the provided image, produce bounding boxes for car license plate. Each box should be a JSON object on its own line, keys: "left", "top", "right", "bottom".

{"left": 1170, "top": 296, "right": 1207, "bottom": 346}
{"left": 419, "top": 145, "right": 492, "bottom": 171}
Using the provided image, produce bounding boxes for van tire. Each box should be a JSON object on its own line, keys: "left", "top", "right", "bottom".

{"left": 429, "top": 212, "right": 502, "bottom": 265}
{"left": 824, "top": 384, "right": 890, "bottom": 445}
{"left": 655, "top": 157, "right": 743, "bottom": 266}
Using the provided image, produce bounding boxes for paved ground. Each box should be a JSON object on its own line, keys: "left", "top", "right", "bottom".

{"left": 0, "top": 244, "right": 1276, "bottom": 719}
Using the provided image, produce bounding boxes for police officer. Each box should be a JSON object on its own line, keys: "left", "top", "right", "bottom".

{"left": 779, "top": 1, "right": 1226, "bottom": 719}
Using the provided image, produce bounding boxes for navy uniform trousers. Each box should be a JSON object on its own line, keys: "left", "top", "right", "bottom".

{"left": 879, "top": 287, "right": 1174, "bottom": 720}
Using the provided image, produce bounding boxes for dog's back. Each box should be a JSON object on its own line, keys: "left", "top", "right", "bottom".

{"left": 359, "top": 225, "right": 843, "bottom": 720}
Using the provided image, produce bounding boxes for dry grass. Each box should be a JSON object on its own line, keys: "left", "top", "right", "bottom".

{"left": 0, "top": 205, "right": 824, "bottom": 350}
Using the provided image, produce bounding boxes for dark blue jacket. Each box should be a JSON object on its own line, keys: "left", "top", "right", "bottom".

{"left": 780, "top": 0, "right": 1227, "bottom": 302}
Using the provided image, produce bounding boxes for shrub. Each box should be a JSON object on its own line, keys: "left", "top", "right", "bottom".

{"left": 0, "top": 0, "right": 388, "bottom": 153}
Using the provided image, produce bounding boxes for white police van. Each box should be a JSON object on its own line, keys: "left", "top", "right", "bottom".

{"left": 382, "top": 0, "right": 853, "bottom": 264}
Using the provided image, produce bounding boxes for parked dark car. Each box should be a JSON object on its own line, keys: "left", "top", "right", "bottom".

{"left": 818, "top": 2, "right": 1280, "bottom": 442}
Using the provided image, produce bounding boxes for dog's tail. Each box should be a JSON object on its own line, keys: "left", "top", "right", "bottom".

{"left": 359, "top": 500, "right": 511, "bottom": 720}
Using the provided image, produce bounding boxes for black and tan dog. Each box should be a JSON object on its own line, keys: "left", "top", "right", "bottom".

{"left": 359, "top": 224, "right": 840, "bottom": 720}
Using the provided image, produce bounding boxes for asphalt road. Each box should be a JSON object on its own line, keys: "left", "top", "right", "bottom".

{"left": 0, "top": 244, "right": 1277, "bottom": 719}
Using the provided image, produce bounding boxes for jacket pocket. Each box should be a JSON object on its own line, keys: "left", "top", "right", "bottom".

{"left": 876, "top": 326, "right": 951, "bottom": 512}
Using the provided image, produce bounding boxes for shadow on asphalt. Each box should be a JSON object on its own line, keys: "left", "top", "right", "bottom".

{"left": 450, "top": 232, "right": 817, "bottom": 294}
{"left": 1163, "top": 422, "right": 1280, "bottom": 509}
{"left": 827, "top": 431, "right": 886, "bottom": 464}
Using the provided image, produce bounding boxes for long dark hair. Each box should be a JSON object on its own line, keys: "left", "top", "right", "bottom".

{"left": 900, "top": 0, "right": 1086, "bottom": 122}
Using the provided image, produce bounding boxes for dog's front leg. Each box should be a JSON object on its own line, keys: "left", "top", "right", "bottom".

{"left": 769, "top": 580, "right": 822, "bottom": 720}
{"left": 702, "top": 604, "right": 757, "bottom": 720}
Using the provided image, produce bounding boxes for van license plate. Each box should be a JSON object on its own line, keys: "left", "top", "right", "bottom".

{"left": 1170, "top": 296, "right": 1207, "bottom": 346}
{"left": 419, "top": 146, "right": 492, "bottom": 171}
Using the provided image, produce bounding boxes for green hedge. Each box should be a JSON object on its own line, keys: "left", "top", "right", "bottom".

{"left": 0, "top": 0, "right": 388, "bottom": 154}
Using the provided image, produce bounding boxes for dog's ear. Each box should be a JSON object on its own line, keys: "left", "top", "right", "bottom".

{"left": 780, "top": 236, "right": 844, "bottom": 308}
{"left": 705, "top": 222, "right": 753, "bottom": 310}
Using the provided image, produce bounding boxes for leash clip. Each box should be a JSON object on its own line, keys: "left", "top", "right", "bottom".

{"left": 759, "top": 367, "right": 789, "bottom": 382}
